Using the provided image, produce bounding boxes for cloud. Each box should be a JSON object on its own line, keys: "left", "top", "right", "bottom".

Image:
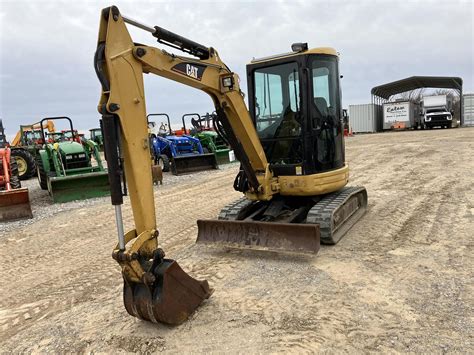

{"left": 0, "top": 0, "right": 472, "bottom": 137}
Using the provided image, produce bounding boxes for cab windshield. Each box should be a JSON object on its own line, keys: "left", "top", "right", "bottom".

{"left": 253, "top": 61, "right": 303, "bottom": 165}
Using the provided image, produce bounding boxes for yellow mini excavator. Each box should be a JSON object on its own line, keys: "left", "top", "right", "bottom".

{"left": 95, "top": 6, "right": 367, "bottom": 325}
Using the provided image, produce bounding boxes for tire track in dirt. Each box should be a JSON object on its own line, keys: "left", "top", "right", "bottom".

{"left": 0, "top": 167, "right": 241, "bottom": 341}
{"left": 1, "top": 129, "right": 473, "bottom": 353}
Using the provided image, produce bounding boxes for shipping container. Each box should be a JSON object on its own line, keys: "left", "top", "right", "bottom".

{"left": 463, "top": 93, "right": 474, "bottom": 126}
{"left": 382, "top": 101, "right": 416, "bottom": 129}
{"left": 348, "top": 104, "right": 382, "bottom": 133}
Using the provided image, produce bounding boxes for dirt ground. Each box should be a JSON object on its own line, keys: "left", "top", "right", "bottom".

{"left": 0, "top": 128, "right": 472, "bottom": 353}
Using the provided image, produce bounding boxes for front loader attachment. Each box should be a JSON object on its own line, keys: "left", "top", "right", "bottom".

{"left": 215, "top": 149, "right": 231, "bottom": 165}
{"left": 171, "top": 153, "right": 218, "bottom": 175}
{"left": 196, "top": 219, "right": 320, "bottom": 254}
{"left": 123, "top": 258, "right": 212, "bottom": 325}
{"left": 48, "top": 171, "right": 110, "bottom": 203}
{"left": 0, "top": 187, "right": 33, "bottom": 221}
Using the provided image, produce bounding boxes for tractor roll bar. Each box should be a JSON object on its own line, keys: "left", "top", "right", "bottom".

{"left": 147, "top": 113, "right": 172, "bottom": 135}
{"left": 181, "top": 113, "right": 201, "bottom": 132}
{"left": 39, "top": 117, "right": 75, "bottom": 143}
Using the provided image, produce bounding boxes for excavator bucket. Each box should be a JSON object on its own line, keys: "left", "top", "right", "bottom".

{"left": 171, "top": 153, "right": 218, "bottom": 175}
{"left": 196, "top": 220, "right": 320, "bottom": 254}
{"left": 123, "top": 259, "right": 212, "bottom": 325}
{"left": 0, "top": 187, "right": 33, "bottom": 221}
{"left": 48, "top": 172, "right": 110, "bottom": 203}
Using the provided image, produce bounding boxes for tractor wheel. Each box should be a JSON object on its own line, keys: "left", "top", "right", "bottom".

{"left": 157, "top": 154, "right": 170, "bottom": 172}
{"left": 11, "top": 148, "right": 36, "bottom": 180}
{"left": 9, "top": 156, "right": 21, "bottom": 189}
{"left": 36, "top": 155, "right": 48, "bottom": 190}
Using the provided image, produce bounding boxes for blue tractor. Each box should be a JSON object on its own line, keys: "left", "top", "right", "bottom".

{"left": 147, "top": 113, "right": 218, "bottom": 175}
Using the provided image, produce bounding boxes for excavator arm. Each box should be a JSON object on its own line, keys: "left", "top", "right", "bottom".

{"left": 95, "top": 5, "right": 281, "bottom": 325}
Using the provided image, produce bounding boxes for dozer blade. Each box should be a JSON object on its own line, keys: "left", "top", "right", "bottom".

{"left": 171, "top": 153, "right": 218, "bottom": 175}
{"left": 123, "top": 259, "right": 212, "bottom": 325}
{"left": 0, "top": 187, "right": 33, "bottom": 221}
{"left": 196, "top": 219, "right": 320, "bottom": 254}
{"left": 48, "top": 171, "right": 110, "bottom": 203}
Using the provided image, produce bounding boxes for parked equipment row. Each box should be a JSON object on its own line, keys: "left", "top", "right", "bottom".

{"left": 0, "top": 112, "right": 235, "bottom": 221}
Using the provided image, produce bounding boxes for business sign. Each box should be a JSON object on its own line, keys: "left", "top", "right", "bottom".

{"left": 384, "top": 102, "right": 410, "bottom": 124}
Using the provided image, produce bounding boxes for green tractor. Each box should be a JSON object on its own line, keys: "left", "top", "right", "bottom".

{"left": 182, "top": 113, "right": 233, "bottom": 165}
{"left": 89, "top": 128, "right": 104, "bottom": 151}
{"left": 36, "top": 117, "right": 110, "bottom": 203}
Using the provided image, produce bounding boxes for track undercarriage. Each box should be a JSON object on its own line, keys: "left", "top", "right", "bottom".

{"left": 197, "top": 186, "right": 368, "bottom": 253}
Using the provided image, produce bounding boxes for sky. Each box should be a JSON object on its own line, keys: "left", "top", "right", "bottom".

{"left": 0, "top": 0, "right": 473, "bottom": 138}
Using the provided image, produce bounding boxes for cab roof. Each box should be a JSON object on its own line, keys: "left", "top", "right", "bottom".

{"left": 249, "top": 47, "right": 338, "bottom": 64}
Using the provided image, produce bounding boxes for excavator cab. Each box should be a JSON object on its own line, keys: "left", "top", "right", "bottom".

{"left": 247, "top": 48, "right": 345, "bottom": 176}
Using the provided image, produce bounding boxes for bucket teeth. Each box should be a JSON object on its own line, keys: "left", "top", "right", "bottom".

{"left": 123, "top": 259, "right": 212, "bottom": 325}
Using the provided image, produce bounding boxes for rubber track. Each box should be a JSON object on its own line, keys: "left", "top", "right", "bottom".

{"left": 306, "top": 186, "right": 367, "bottom": 244}
{"left": 217, "top": 197, "right": 252, "bottom": 220}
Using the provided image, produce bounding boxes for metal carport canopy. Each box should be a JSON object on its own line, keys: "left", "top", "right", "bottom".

{"left": 371, "top": 76, "right": 463, "bottom": 100}
{"left": 371, "top": 76, "right": 465, "bottom": 125}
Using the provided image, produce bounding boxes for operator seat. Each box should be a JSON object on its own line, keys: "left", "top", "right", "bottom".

{"left": 314, "top": 97, "right": 329, "bottom": 118}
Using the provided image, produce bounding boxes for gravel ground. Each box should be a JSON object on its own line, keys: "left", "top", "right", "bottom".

{"left": 0, "top": 128, "right": 472, "bottom": 353}
{"left": 0, "top": 162, "right": 240, "bottom": 233}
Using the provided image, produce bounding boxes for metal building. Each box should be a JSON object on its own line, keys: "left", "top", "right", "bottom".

{"left": 463, "top": 93, "right": 474, "bottom": 126}
{"left": 371, "top": 76, "right": 465, "bottom": 125}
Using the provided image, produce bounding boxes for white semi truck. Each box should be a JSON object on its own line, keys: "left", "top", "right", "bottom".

{"left": 421, "top": 95, "right": 453, "bottom": 129}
